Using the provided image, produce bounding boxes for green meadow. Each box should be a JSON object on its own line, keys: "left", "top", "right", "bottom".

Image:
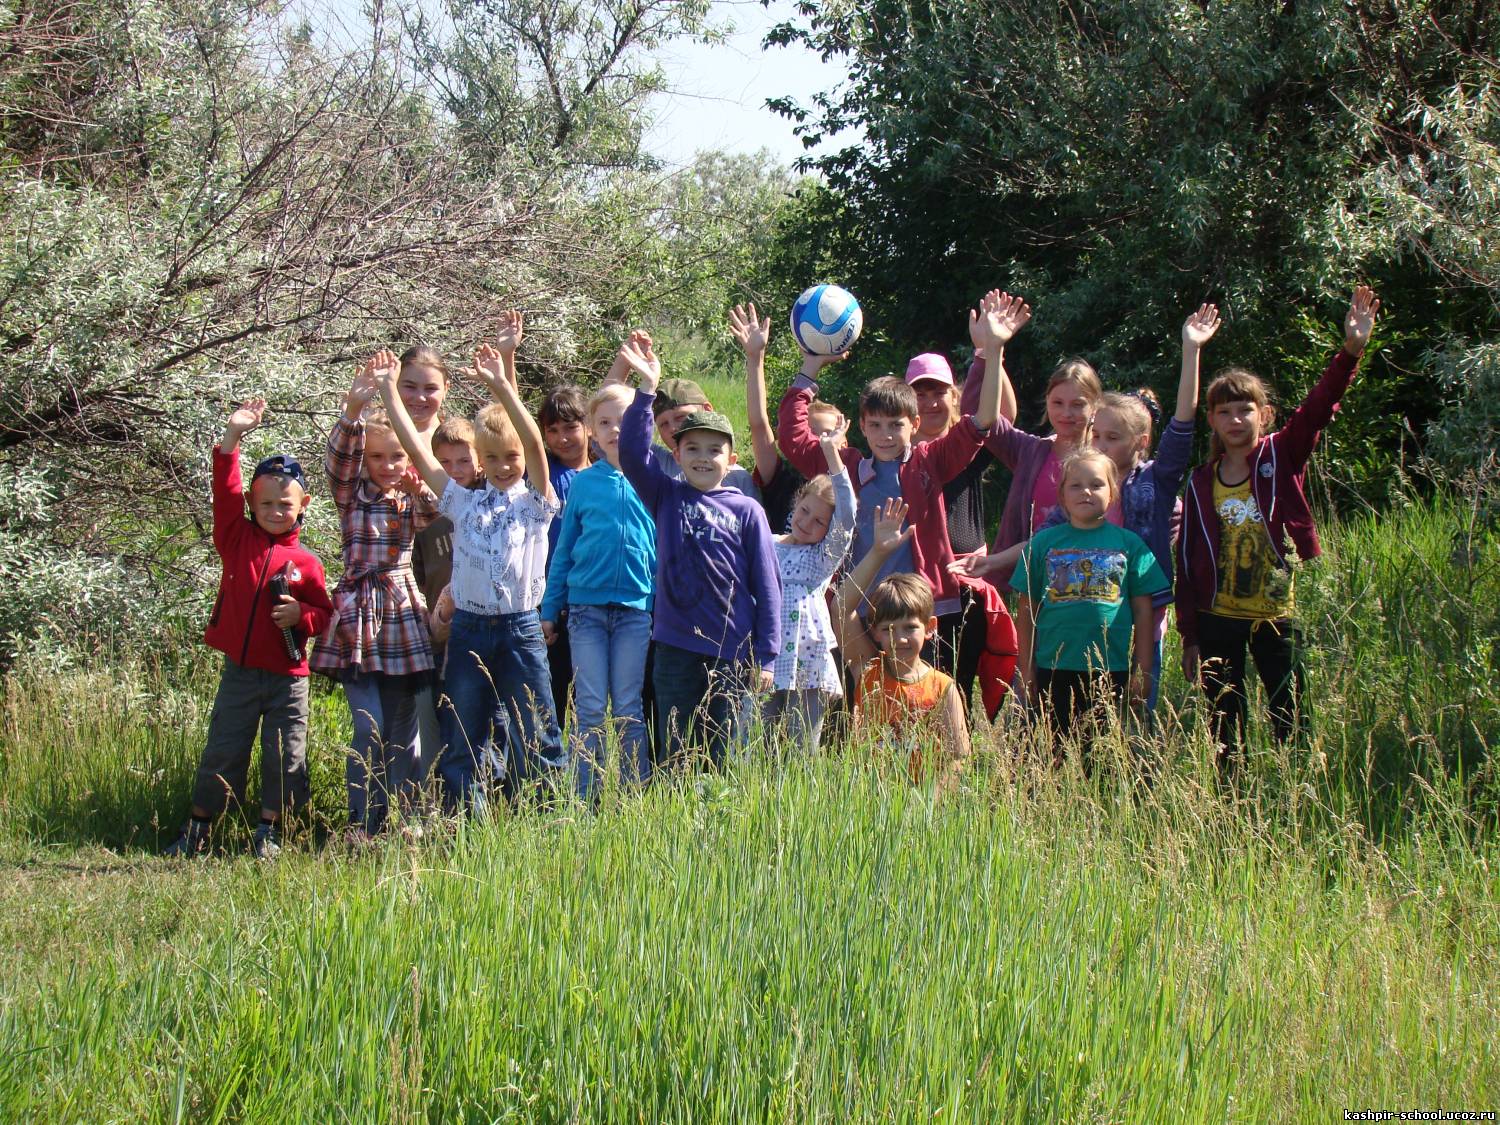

{"left": 1, "top": 493, "right": 1496, "bottom": 1122}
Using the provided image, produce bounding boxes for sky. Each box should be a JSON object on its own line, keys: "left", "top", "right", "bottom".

{"left": 643, "top": 0, "right": 846, "bottom": 169}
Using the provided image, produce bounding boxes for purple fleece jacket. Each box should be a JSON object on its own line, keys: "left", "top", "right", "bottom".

{"left": 1177, "top": 347, "right": 1359, "bottom": 648}
{"left": 960, "top": 358, "right": 1056, "bottom": 586}
{"left": 620, "top": 389, "right": 782, "bottom": 668}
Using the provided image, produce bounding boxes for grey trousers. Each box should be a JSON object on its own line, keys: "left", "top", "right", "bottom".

{"left": 192, "top": 657, "right": 310, "bottom": 817}
{"left": 761, "top": 688, "right": 831, "bottom": 755}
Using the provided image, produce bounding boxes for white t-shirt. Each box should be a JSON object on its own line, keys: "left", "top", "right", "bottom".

{"left": 440, "top": 480, "right": 558, "bottom": 615}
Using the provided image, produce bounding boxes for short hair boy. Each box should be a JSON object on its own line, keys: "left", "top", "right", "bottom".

{"left": 777, "top": 343, "right": 1004, "bottom": 619}
{"left": 163, "top": 398, "right": 334, "bottom": 859}
{"left": 615, "top": 332, "right": 781, "bottom": 768}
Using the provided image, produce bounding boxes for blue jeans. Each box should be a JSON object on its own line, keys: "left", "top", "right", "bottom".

{"left": 343, "top": 671, "right": 426, "bottom": 832}
{"left": 652, "top": 640, "right": 750, "bottom": 770}
{"left": 568, "top": 604, "right": 653, "bottom": 798}
{"left": 439, "top": 609, "right": 568, "bottom": 809}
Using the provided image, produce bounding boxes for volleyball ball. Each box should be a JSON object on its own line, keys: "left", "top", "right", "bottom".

{"left": 790, "top": 284, "right": 863, "bottom": 356}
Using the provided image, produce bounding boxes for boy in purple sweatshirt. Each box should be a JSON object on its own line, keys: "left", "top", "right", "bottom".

{"left": 616, "top": 331, "right": 782, "bottom": 768}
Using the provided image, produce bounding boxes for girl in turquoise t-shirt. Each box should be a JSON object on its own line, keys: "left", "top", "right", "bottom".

{"left": 1012, "top": 449, "right": 1168, "bottom": 767}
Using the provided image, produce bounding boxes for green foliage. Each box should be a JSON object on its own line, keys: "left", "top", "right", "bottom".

{"left": 760, "top": 0, "right": 1500, "bottom": 496}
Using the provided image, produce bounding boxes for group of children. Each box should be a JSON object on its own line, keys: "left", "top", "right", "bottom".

{"left": 165, "top": 284, "right": 1381, "bottom": 857}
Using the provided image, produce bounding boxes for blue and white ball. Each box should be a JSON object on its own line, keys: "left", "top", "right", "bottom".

{"left": 790, "top": 284, "right": 863, "bottom": 356}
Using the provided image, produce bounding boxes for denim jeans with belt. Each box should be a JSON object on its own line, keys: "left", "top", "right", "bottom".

{"left": 568, "top": 603, "right": 653, "bottom": 798}
{"left": 439, "top": 608, "right": 568, "bottom": 808}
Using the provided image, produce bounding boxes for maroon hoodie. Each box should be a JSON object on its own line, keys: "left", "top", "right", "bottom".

{"left": 204, "top": 446, "right": 333, "bottom": 675}
{"left": 1176, "top": 348, "right": 1359, "bottom": 648}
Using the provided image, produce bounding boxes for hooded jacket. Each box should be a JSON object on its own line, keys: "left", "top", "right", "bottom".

{"left": 1176, "top": 348, "right": 1359, "bottom": 648}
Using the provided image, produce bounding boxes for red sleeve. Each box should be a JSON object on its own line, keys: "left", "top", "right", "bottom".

{"left": 293, "top": 555, "right": 334, "bottom": 641}
{"left": 914, "top": 415, "right": 984, "bottom": 486}
{"left": 1273, "top": 348, "right": 1358, "bottom": 472}
{"left": 211, "top": 446, "right": 248, "bottom": 556}
{"left": 777, "top": 382, "right": 860, "bottom": 480}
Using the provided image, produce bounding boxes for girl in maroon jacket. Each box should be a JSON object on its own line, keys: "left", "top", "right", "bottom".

{"left": 1178, "top": 286, "right": 1380, "bottom": 774}
{"left": 164, "top": 398, "right": 333, "bottom": 859}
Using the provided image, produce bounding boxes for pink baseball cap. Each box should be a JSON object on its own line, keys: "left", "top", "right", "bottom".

{"left": 904, "top": 353, "right": 955, "bottom": 387}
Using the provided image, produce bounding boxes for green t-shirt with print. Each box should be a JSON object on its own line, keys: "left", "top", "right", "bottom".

{"left": 1011, "top": 521, "right": 1169, "bottom": 673}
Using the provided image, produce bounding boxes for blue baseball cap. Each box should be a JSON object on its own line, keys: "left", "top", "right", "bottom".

{"left": 252, "top": 454, "right": 307, "bottom": 491}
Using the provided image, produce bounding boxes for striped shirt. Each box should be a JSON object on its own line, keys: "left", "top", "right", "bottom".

{"left": 309, "top": 417, "right": 436, "bottom": 678}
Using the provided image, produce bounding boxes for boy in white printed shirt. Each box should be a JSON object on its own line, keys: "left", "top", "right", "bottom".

{"left": 377, "top": 311, "right": 568, "bottom": 810}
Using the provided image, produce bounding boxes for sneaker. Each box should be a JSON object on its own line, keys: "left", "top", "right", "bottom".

{"left": 251, "top": 822, "right": 282, "bottom": 861}
{"left": 163, "top": 820, "right": 210, "bottom": 859}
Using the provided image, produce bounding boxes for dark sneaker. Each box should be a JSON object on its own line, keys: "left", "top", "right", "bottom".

{"left": 251, "top": 822, "right": 282, "bottom": 861}
{"left": 163, "top": 820, "right": 210, "bottom": 859}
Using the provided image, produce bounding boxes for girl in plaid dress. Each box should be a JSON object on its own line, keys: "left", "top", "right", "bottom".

{"left": 310, "top": 361, "right": 437, "bottom": 837}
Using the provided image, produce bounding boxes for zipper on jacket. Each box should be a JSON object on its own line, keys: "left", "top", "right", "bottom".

{"left": 240, "top": 541, "right": 271, "bottom": 666}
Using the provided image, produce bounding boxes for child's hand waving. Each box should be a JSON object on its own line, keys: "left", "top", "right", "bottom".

{"left": 1182, "top": 303, "right": 1221, "bottom": 349}
{"left": 618, "top": 332, "right": 661, "bottom": 393}
{"left": 344, "top": 357, "right": 386, "bottom": 417}
{"left": 495, "top": 309, "right": 524, "bottom": 356}
{"left": 1343, "top": 285, "right": 1380, "bottom": 357}
{"left": 728, "top": 303, "right": 771, "bottom": 357}
{"left": 226, "top": 397, "right": 267, "bottom": 435}
{"left": 969, "top": 289, "right": 1031, "bottom": 353}
{"left": 871, "top": 497, "right": 914, "bottom": 557}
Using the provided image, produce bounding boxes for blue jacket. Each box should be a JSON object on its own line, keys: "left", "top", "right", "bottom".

{"left": 540, "top": 460, "right": 656, "bottom": 623}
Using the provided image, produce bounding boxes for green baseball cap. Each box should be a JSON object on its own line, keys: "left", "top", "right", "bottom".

{"left": 673, "top": 409, "right": 735, "bottom": 446}
{"left": 653, "top": 377, "right": 709, "bottom": 415}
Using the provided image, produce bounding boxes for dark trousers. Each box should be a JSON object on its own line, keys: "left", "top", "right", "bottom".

{"left": 1036, "top": 667, "right": 1128, "bottom": 772}
{"left": 651, "top": 640, "right": 748, "bottom": 770}
{"left": 548, "top": 607, "right": 573, "bottom": 730}
{"left": 1196, "top": 613, "right": 1305, "bottom": 768}
{"left": 193, "top": 658, "right": 310, "bottom": 818}
{"left": 934, "top": 585, "right": 987, "bottom": 709}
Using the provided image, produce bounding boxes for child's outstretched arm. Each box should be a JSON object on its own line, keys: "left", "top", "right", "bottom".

{"left": 1277, "top": 286, "right": 1381, "bottom": 469}
{"left": 327, "top": 362, "right": 381, "bottom": 512}
{"left": 616, "top": 332, "right": 671, "bottom": 510}
{"left": 1178, "top": 304, "right": 1221, "bottom": 423}
{"left": 965, "top": 289, "right": 1030, "bottom": 423}
{"left": 730, "top": 303, "right": 781, "bottom": 487}
{"left": 478, "top": 313, "right": 552, "bottom": 502}
{"left": 494, "top": 309, "right": 524, "bottom": 391}
{"left": 834, "top": 497, "right": 914, "bottom": 672}
{"left": 374, "top": 348, "right": 450, "bottom": 497}
{"left": 212, "top": 397, "right": 267, "bottom": 553}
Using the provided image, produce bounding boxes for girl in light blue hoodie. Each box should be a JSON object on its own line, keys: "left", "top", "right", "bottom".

{"left": 542, "top": 384, "right": 658, "bottom": 798}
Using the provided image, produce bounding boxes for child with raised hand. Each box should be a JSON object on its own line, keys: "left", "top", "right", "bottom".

{"left": 958, "top": 304, "right": 1221, "bottom": 713}
{"left": 377, "top": 316, "right": 569, "bottom": 810}
{"left": 958, "top": 294, "right": 1101, "bottom": 587}
{"left": 777, "top": 292, "right": 1005, "bottom": 647}
{"left": 541, "top": 383, "right": 657, "bottom": 798}
{"left": 764, "top": 417, "right": 857, "bottom": 752}
{"left": 310, "top": 362, "right": 437, "bottom": 839}
{"left": 1013, "top": 449, "right": 1169, "bottom": 770}
{"left": 616, "top": 331, "right": 782, "bottom": 769}
{"left": 164, "top": 399, "right": 334, "bottom": 860}
{"left": 1179, "top": 286, "right": 1380, "bottom": 775}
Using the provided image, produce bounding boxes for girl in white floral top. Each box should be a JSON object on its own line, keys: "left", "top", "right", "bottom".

{"left": 764, "top": 423, "right": 856, "bottom": 752}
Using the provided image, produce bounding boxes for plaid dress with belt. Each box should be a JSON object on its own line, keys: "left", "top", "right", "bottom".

{"left": 309, "top": 417, "right": 437, "bottom": 678}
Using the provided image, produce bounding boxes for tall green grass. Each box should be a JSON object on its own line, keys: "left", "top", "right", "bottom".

{"left": 0, "top": 496, "right": 1495, "bottom": 1120}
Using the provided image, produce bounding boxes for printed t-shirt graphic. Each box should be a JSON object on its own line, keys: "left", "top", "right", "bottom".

{"left": 1211, "top": 472, "right": 1293, "bottom": 620}
{"left": 1011, "top": 521, "right": 1168, "bottom": 673}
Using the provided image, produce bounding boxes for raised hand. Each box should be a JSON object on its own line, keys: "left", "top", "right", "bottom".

{"left": 474, "top": 342, "right": 505, "bottom": 386}
{"left": 1182, "top": 303, "right": 1221, "bottom": 349}
{"left": 226, "top": 396, "right": 267, "bottom": 434}
{"left": 495, "top": 309, "right": 524, "bottom": 356}
{"left": 871, "top": 497, "right": 914, "bottom": 557}
{"left": 618, "top": 332, "right": 660, "bottom": 393}
{"left": 816, "top": 415, "right": 850, "bottom": 453}
{"left": 344, "top": 356, "right": 387, "bottom": 418}
{"left": 369, "top": 348, "right": 401, "bottom": 387}
{"left": 971, "top": 289, "right": 1032, "bottom": 352}
{"left": 1343, "top": 285, "right": 1380, "bottom": 357}
{"left": 729, "top": 303, "right": 771, "bottom": 356}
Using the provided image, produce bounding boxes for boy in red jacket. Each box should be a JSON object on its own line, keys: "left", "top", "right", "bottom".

{"left": 164, "top": 398, "right": 333, "bottom": 859}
